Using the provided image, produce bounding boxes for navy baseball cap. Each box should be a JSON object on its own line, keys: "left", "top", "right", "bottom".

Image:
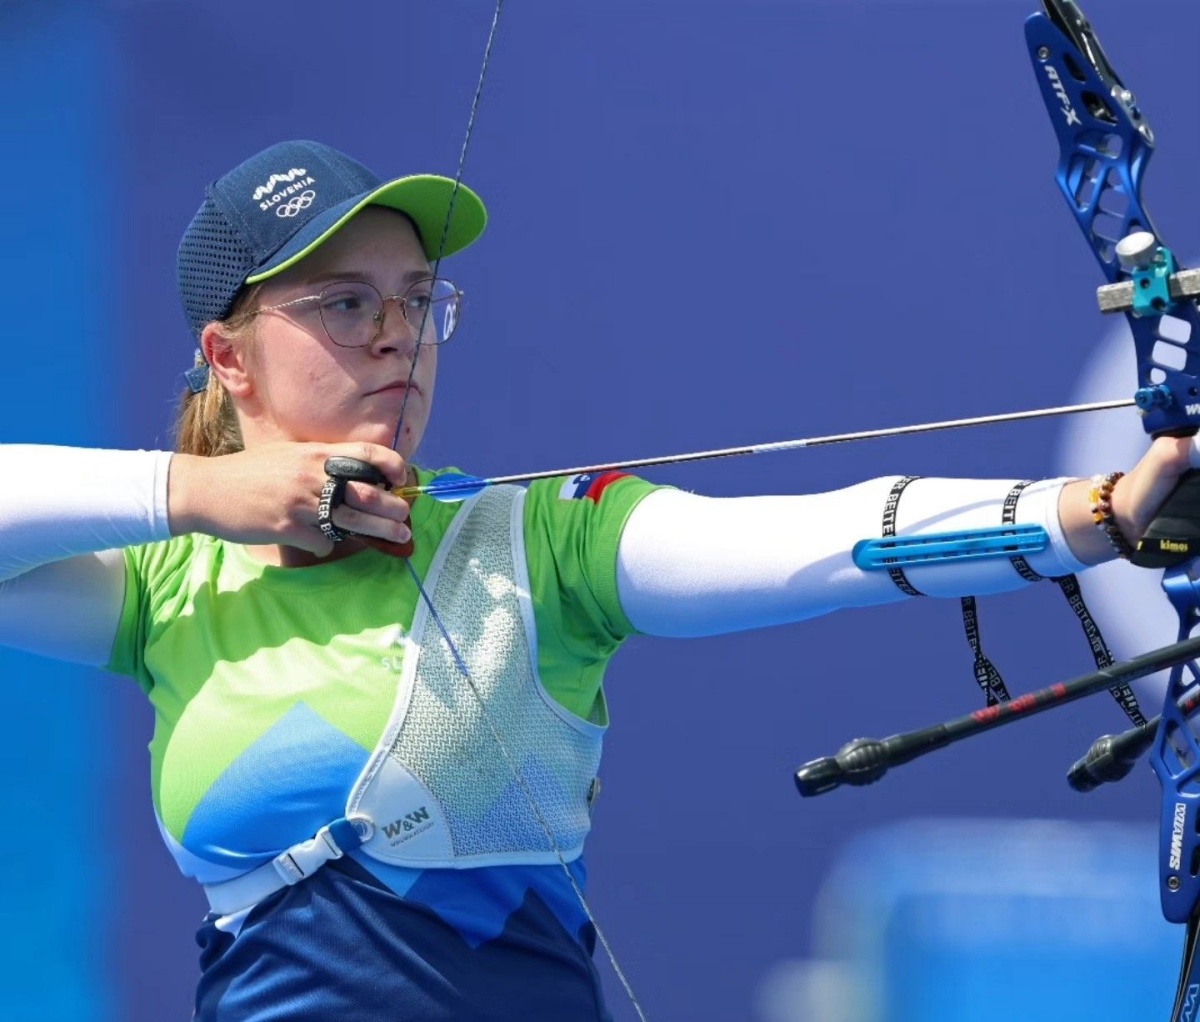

{"left": 176, "top": 139, "right": 487, "bottom": 339}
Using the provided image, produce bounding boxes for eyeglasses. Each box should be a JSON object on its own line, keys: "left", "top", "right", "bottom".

{"left": 253, "top": 277, "right": 463, "bottom": 347}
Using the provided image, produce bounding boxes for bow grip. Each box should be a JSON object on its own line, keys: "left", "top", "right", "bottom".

{"left": 1132, "top": 468, "right": 1200, "bottom": 569}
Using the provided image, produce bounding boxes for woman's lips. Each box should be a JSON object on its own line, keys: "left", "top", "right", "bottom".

{"left": 367, "top": 381, "right": 418, "bottom": 396}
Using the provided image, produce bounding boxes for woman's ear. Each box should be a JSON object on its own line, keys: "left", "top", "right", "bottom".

{"left": 200, "top": 322, "right": 254, "bottom": 399}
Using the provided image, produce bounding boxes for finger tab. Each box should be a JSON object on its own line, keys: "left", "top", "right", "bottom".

{"left": 325, "top": 456, "right": 389, "bottom": 487}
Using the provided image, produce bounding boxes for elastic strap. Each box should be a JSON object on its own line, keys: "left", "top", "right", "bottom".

{"left": 880, "top": 476, "right": 924, "bottom": 597}
{"left": 1003, "top": 481, "right": 1146, "bottom": 726}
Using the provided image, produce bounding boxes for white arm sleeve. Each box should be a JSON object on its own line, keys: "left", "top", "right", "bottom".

{"left": 615, "top": 475, "right": 1083, "bottom": 637}
{"left": 0, "top": 445, "right": 174, "bottom": 666}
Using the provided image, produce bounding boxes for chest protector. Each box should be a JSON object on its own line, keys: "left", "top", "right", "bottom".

{"left": 346, "top": 484, "right": 606, "bottom": 868}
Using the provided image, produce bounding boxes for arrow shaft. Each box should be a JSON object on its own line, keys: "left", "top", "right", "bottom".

{"left": 403, "top": 397, "right": 1136, "bottom": 496}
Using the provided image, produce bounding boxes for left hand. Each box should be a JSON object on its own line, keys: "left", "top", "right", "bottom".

{"left": 1111, "top": 435, "right": 1195, "bottom": 542}
{"left": 1060, "top": 435, "right": 1196, "bottom": 565}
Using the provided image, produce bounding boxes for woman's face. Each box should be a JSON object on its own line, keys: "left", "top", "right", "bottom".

{"left": 223, "top": 207, "right": 439, "bottom": 459}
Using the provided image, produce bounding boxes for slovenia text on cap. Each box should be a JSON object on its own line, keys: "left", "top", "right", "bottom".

{"left": 176, "top": 139, "right": 487, "bottom": 339}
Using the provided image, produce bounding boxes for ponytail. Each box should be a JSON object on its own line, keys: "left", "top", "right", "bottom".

{"left": 173, "top": 355, "right": 245, "bottom": 457}
{"left": 172, "top": 285, "right": 262, "bottom": 457}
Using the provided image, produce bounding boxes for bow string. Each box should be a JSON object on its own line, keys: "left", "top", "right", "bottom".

{"left": 381, "top": 3, "right": 651, "bottom": 1019}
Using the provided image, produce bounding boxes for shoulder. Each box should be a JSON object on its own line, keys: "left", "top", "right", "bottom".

{"left": 517, "top": 473, "right": 669, "bottom": 555}
{"left": 121, "top": 531, "right": 227, "bottom": 610}
{"left": 525, "top": 472, "right": 666, "bottom": 518}
{"left": 125, "top": 530, "right": 217, "bottom": 577}
{"left": 521, "top": 471, "right": 669, "bottom": 582}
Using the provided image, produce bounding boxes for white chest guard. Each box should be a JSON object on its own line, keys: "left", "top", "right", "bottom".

{"left": 346, "top": 483, "right": 606, "bottom": 868}
{"left": 203, "top": 484, "right": 607, "bottom": 916}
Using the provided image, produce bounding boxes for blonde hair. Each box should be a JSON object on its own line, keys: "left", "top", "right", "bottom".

{"left": 173, "top": 285, "right": 262, "bottom": 457}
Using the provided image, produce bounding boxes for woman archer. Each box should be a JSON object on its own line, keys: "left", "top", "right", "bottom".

{"left": 0, "top": 138, "right": 1190, "bottom": 1020}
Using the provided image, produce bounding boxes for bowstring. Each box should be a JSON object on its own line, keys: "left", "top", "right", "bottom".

{"left": 387, "top": 3, "right": 649, "bottom": 1018}
{"left": 404, "top": 560, "right": 649, "bottom": 1021}
{"left": 389, "top": 0, "right": 502, "bottom": 452}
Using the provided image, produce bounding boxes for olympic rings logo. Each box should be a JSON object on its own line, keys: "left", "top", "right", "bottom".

{"left": 275, "top": 190, "right": 317, "bottom": 218}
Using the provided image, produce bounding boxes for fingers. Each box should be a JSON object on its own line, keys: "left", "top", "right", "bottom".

{"left": 328, "top": 442, "right": 410, "bottom": 488}
{"left": 322, "top": 465, "right": 412, "bottom": 547}
{"left": 331, "top": 478, "right": 412, "bottom": 542}
{"left": 332, "top": 505, "right": 412, "bottom": 545}
{"left": 196, "top": 440, "right": 416, "bottom": 556}
{"left": 340, "top": 480, "right": 411, "bottom": 521}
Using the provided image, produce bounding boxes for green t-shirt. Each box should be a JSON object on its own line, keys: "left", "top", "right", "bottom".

{"left": 106, "top": 467, "right": 661, "bottom": 878}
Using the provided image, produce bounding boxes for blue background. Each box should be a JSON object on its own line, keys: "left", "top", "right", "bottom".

{"left": 3, "top": 0, "right": 1199, "bottom": 1018}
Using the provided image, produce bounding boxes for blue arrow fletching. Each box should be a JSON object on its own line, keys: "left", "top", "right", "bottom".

{"left": 421, "top": 472, "right": 489, "bottom": 502}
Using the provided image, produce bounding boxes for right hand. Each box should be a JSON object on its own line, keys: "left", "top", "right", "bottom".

{"left": 166, "top": 442, "right": 413, "bottom": 557}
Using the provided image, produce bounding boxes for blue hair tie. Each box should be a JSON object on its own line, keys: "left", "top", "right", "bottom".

{"left": 185, "top": 350, "right": 210, "bottom": 394}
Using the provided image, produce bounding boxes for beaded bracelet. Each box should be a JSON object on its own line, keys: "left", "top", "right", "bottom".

{"left": 1089, "top": 471, "right": 1135, "bottom": 559}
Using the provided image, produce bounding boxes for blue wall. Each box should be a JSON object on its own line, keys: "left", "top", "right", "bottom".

{"left": 0, "top": 3, "right": 118, "bottom": 1019}
{"left": 4, "top": 1, "right": 1198, "bottom": 1019}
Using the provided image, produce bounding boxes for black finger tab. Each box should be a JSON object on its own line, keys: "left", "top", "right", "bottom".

{"left": 324, "top": 457, "right": 390, "bottom": 488}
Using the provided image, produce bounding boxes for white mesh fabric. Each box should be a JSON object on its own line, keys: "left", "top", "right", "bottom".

{"left": 386, "top": 485, "right": 603, "bottom": 861}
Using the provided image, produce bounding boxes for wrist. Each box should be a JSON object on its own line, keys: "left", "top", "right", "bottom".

{"left": 1058, "top": 477, "right": 1116, "bottom": 565}
{"left": 1089, "top": 471, "right": 1136, "bottom": 560}
{"left": 166, "top": 453, "right": 212, "bottom": 536}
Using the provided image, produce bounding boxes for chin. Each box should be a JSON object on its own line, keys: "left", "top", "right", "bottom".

{"left": 283, "top": 411, "right": 427, "bottom": 457}
{"left": 357, "top": 420, "right": 427, "bottom": 458}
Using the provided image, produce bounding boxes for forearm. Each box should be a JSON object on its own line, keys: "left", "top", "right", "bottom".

{"left": 0, "top": 444, "right": 172, "bottom": 580}
{"left": 616, "top": 476, "right": 1084, "bottom": 637}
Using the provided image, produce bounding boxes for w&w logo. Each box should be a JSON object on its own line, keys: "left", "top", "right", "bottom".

{"left": 382, "top": 807, "right": 433, "bottom": 840}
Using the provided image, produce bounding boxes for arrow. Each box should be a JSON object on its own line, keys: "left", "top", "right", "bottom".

{"left": 398, "top": 397, "right": 1137, "bottom": 502}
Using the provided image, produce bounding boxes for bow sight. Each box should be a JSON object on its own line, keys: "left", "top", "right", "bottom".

{"left": 795, "top": 3, "right": 1200, "bottom": 1018}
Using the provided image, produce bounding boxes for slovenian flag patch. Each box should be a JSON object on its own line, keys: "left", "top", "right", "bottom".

{"left": 558, "top": 472, "right": 629, "bottom": 502}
